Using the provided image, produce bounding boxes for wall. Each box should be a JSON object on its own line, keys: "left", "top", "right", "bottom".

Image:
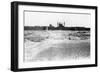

{"left": 0, "top": 0, "right": 99, "bottom": 73}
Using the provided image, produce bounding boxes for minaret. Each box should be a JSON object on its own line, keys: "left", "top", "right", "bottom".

{"left": 57, "top": 22, "right": 59, "bottom": 27}
{"left": 64, "top": 21, "right": 65, "bottom": 26}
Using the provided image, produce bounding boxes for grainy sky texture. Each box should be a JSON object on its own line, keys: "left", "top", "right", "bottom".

{"left": 24, "top": 11, "right": 91, "bottom": 27}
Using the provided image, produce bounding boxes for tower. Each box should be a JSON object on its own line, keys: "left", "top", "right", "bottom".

{"left": 64, "top": 21, "right": 65, "bottom": 26}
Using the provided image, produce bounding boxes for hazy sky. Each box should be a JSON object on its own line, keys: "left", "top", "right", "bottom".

{"left": 24, "top": 11, "right": 91, "bottom": 27}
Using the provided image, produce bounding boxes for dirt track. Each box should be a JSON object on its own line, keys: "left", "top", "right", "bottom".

{"left": 24, "top": 38, "right": 90, "bottom": 62}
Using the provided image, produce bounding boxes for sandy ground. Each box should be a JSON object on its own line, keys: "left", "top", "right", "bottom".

{"left": 24, "top": 30, "right": 90, "bottom": 62}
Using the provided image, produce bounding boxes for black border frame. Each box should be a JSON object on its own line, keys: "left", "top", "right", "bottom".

{"left": 11, "top": 1, "right": 98, "bottom": 72}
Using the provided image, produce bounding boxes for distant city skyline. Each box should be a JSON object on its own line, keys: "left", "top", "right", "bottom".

{"left": 24, "top": 11, "right": 91, "bottom": 27}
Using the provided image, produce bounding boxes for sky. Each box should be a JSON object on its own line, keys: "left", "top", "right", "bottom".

{"left": 24, "top": 11, "right": 91, "bottom": 27}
